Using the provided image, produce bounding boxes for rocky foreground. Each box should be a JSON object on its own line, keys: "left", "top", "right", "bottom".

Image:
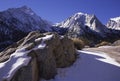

{"left": 0, "top": 31, "right": 76, "bottom": 81}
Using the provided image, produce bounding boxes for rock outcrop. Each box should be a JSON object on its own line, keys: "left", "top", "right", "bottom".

{"left": 0, "top": 31, "right": 76, "bottom": 81}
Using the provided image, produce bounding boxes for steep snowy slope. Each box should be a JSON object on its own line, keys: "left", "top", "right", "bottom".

{"left": 107, "top": 17, "right": 120, "bottom": 30}
{"left": 57, "top": 12, "right": 109, "bottom": 33}
{"left": 56, "top": 12, "right": 120, "bottom": 43}
{"left": 55, "top": 12, "right": 107, "bottom": 43}
{"left": 0, "top": 6, "right": 52, "bottom": 51}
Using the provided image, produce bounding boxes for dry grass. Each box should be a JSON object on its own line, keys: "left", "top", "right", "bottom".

{"left": 71, "top": 38, "right": 85, "bottom": 50}
{"left": 96, "top": 41, "right": 111, "bottom": 47}
{"left": 84, "top": 46, "right": 120, "bottom": 63}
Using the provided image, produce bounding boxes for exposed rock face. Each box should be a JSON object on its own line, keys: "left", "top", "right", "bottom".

{"left": 0, "top": 31, "right": 76, "bottom": 81}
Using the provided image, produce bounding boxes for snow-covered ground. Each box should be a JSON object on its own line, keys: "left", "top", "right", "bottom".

{"left": 41, "top": 50, "right": 120, "bottom": 81}
{"left": 0, "top": 48, "right": 31, "bottom": 81}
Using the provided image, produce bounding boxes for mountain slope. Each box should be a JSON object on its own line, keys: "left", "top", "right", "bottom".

{"left": 107, "top": 17, "right": 120, "bottom": 30}
{"left": 55, "top": 12, "right": 120, "bottom": 44}
{"left": 56, "top": 12, "right": 109, "bottom": 33}
{"left": 0, "top": 6, "right": 52, "bottom": 51}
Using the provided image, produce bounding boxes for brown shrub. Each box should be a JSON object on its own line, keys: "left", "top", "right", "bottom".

{"left": 71, "top": 38, "right": 85, "bottom": 50}
{"left": 96, "top": 41, "right": 111, "bottom": 47}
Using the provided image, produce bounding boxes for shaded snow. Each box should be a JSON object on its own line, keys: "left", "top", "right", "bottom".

{"left": 0, "top": 48, "right": 31, "bottom": 81}
{"left": 37, "top": 42, "right": 46, "bottom": 49}
{"left": 41, "top": 50, "right": 120, "bottom": 81}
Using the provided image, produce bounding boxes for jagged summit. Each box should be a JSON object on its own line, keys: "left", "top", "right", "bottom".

{"left": 110, "top": 16, "right": 120, "bottom": 22}
{"left": 74, "top": 12, "right": 95, "bottom": 17}
{"left": 8, "top": 6, "right": 33, "bottom": 11}
{"left": 107, "top": 16, "right": 120, "bottom": 30}
{"left": 72, "top": 12, "right": 94, "bottom": 22}
{"left": 0, "top": 5, "right": 52, "bottom": 32}
{"left": 56, "top": 12, "right": 107, "bottom": 34}
{"left": 6, "top": 6, "right": 36, "bottom": 16}
{"left": 74, "top": 12, "right": 94, "bottom": 16}
{"left": 18, "top": 5, "right": 35, "bottom": 15}
{"left": 55, "top": 12, "right": 120, "bottom": 43}
{"left": 19, "top": 5, "right": 30, "bottom": 9}
{"left": 56, "top": 12, "right": 103, "bottom": 30}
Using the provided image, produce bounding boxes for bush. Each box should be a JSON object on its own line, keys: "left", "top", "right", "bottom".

{"left": 71, "top": 38, "right": 85, "bottom": 50}
{"left": 96, "top": 41, "right": 111, "bottom": 47}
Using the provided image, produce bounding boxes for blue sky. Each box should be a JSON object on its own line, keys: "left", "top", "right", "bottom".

{"left": 0, "top": 0, "right": 120, "bottom": 24}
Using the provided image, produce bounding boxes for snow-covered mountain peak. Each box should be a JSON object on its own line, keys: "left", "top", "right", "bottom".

{"left": 73, "top": 12, "right": 95, "bottom": 20}
{"left": 110, "top": 16, "right": 120, "bottom": 22}
{"left": 20, "top": 5, "right": 30, "bottom": 10}
{"left": 55, "top": 12, "right": 111, "bottom": 39}
{"left": 107, "top": 16, "right": 120, "bottom": 30}
{"left": 19, "top": 6, "right": 35, "bottom": 15}
{"left": 1, "top": 6, "right": 52, "bottom": 32}
{"left": 7, "top": 6, "right": 35, "bottom": 16}
{"left": 74, "top": 12, "right": 87, "bottom": 16}
{"left": 56, "top": 12, "right": 104, "bottom": 32}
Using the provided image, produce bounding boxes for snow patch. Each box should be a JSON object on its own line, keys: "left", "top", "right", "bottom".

{"left": 76, "top": 12, "right": 85, "bottom": 15}
{"left": 35, "top": 34, "right": 53, "bottom": 49}
{"left": 0, "top": 48, "right": 31, "bottom": 81}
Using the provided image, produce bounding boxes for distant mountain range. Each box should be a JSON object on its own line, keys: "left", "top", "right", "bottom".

{"left": 55, "top": 12, "right": 120, "bottom": 43}
{"left": 0, "top": 6, "right": 120, "bottom": 51}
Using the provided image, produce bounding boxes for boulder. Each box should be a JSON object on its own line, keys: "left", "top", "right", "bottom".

{"left": 0, "top": 31, "right": 76, "bottom": 81}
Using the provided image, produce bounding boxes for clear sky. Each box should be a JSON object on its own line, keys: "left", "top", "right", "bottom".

{"left": 0, "top": 0, "right": 120, "bottom": 24}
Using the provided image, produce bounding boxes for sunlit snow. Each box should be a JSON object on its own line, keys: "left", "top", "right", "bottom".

{"left": 110, "top": 16, "right": 120, "bottom": 22}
